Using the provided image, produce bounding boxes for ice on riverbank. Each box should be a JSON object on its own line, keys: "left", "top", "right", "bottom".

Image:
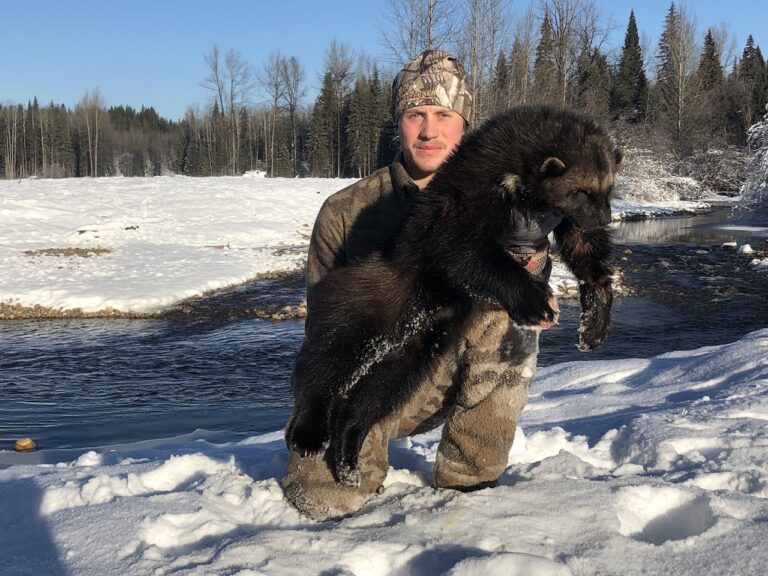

{"left": 2, "top": 328, "right": 767, "bottom": 575}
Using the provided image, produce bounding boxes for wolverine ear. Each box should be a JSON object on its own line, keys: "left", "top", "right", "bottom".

{"left": 540, "top": 157, "right": 566, "bottom": 177}
{"left": 614, "top": 148, "right": 625, "bottom": 167}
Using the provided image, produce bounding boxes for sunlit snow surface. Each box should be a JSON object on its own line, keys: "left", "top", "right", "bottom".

{"left": 2, "top": 330, "right": 768, "bottom": 575}
{"left": 0, "top": 176, "right": 356, "bottom": 313}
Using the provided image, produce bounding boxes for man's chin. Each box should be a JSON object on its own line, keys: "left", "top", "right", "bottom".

{"left": 412, "top": 157, "right": 446, "bottom": 174}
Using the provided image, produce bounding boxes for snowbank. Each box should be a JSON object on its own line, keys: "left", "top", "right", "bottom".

{"left": 2, "top": 329, "right": 767, "bottom": 575}
{"left": 0, "top": 176, "right": 663, "bottom": 316}
{"left": 0, "top": 176, "right": 355, "bottom": 314}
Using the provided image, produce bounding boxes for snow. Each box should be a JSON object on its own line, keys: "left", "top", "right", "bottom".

{"left": 0, "top": 176, "right": 677, "bottom": 316}
{"left": 740, "top": 103, "right": 768, "bottom": 210}
{"left": 2, "top": 176, "right": 768, "bottom": 575}
{"left": 0, "top": 176, "right": 356, "bottom": 314}
{"left": 752, "top": 257, "right": 768, "bottom": 271}
{"left": 611, "top": 198, "right": 709, "bottom": 219}
{"left": 2, "top": 329, "right": 768, "bottom": 575}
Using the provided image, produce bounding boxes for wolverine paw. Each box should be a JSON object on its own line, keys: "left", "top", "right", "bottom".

{"left": 539, "top": 295, "right": 560, "bottom": 329}
{"left": 509, "top": 278, "right": 557, "bottom": 327}
{"left": 578, "top": 281, "right": 613, "bottom": 351}
{"left": 329, "top": 400, "right": 369, "bottom": 487}
{"left": 335, "top": 460, "right": 362, "bottom": 487}
{"left": 285, "top": 410, "right": 329, "bottom": 456}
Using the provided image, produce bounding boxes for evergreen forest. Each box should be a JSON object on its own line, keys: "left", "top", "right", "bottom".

{"left": 1, "top": 1, "right": 767, "bottom": 191}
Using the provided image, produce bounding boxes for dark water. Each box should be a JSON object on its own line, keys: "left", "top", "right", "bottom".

{"left": 1, "top": 208, "right": 767, "bottom": 453}
{"left": 540, "top": 208, "right": 768, "bottom": 364}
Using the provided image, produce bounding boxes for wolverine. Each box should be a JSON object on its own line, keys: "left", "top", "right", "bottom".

{"left": 286, "top": 104, "right": 623, "bottom": 487}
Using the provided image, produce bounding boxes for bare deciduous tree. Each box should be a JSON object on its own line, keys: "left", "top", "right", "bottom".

{"left": 325, "top": 40, "right": 355, "bottom": 177}
{"left": 202, "top": 45, "right": 227, "bottom": 114}
{"left": 458, "top": 0, "right": 511, "bottom": 123}
{"left": 507, "top": 5, "right": 537, "bottom": 106}
{"left": 1, "top": 104, "right": 20, "bottom": 179}
{"left": 259, "top": 51, "right": 287, "bottom": 177}
{"left": 378, "top": 0, "right": 457, "bottom": 64}
{"left": 281, "top": 56, "right": 307, "bottom": 176}
{"left": 203, "top": 45, "right": 253, "bottom": 173}
{"left": 77, "top": 89, "right": 104, "bottom": 177}
{"left": 656, "top": 2, "right": 699, "bottom": 156}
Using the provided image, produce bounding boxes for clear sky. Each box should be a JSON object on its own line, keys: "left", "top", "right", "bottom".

{"left": 1, "top": 1, "right": 766, "bottom": 121}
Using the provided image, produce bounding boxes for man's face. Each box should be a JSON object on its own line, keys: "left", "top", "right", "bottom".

{"left": 398, "top": 105, "right": 465, "bottom": 186}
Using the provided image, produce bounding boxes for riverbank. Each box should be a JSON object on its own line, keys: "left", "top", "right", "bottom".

{"left": 1, "top": 176, "right": 709, "bottom": 319}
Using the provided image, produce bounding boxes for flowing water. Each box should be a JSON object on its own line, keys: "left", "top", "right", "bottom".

{"left": 1, "top": 208, "right": 767, "bottom": 453}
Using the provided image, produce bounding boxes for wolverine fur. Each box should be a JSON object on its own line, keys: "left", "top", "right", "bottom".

{"left": 286, "top": 104, "right": 623, "bottom": 485}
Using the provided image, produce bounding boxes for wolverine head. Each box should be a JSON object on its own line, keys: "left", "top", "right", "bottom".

{"left": 493, "top": 107, "right": 623, "bottom": 232}
{"left": 529, "top": 143, "right": 624, "bottom": 231}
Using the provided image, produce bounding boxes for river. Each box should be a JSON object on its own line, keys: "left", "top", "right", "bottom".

{"left": 1, "top": 208, "right": 766, "bottom": 453}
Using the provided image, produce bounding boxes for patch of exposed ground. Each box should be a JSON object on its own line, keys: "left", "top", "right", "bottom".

{"left": 0, "top": 303, "right": 152, "bottom": 320}
{"left": 22, "top": 247, "right": 113, "bottom": 258}
{"left": 0, "top": 269, "right": 306, "bottom": 321}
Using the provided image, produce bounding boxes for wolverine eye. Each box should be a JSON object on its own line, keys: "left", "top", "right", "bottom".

{"left": 570, "top": 189, "right": 588, "bottom": 197}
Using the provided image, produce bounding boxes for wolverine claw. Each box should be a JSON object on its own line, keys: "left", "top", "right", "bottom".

{"left": 335, "top": 460, "right": 361, "bottom": 487}
{"left": 286, "top": 417, "right": 329, "bottom": 457}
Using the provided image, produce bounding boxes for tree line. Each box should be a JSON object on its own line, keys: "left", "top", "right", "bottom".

{"left": 1, "top": 0, "right": 767, "bottom": 185}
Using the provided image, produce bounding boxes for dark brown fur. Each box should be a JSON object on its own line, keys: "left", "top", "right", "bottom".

{"left": 286, "top": 105, "right": 622, "bottom": 485}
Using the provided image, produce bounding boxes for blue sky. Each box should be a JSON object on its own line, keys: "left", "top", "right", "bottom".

{"left": 1, "top": 1, "right": 766, "bottom": 121}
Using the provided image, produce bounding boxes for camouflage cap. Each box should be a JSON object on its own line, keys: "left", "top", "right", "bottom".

{"left": 392, "top": 49, "right": 473, "bottom": 124}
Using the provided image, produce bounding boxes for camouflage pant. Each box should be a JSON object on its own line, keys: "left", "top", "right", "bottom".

{"left": 282, "top": 306, "right": 541, "bottom": 521}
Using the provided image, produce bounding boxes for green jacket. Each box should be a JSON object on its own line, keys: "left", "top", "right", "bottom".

{"left": 304, "top": 155, "right": 418, "bottom": 334}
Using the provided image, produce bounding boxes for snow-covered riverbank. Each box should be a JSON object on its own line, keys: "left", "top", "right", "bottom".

{"left": 0, "top": 176, "right": 717, "bottom": 317}
{"left": 2, "top": 328, "right": 767, "bottom": 575}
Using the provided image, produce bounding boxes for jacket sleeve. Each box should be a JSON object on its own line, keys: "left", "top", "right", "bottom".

{"left": 305, "top": 200, "right": 345, "bottom": 332}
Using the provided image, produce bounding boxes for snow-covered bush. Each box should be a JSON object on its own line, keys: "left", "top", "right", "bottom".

{"left": 738, "top": 103, "right": 768, "bottom": 214}
{"left": 614, "top": 147, "right": 703, "bottom": 203}
{"left": 682, "top": 147, "right": 749, "bottom": 194}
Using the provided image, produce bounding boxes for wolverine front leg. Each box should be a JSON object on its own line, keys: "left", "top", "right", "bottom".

{"left": 555, "top": 221, "right": 614, "bottom": 350}
{"left": 578, "top": 276, "right": 613, "bottom": 350}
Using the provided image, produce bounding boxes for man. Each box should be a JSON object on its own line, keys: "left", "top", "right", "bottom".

{"left": 283, "top": 49, "right": 550, "bottom": 521}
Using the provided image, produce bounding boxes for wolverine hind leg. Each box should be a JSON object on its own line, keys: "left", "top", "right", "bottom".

{"left": 329, "top": 324, "right": 453, "bottom": 487}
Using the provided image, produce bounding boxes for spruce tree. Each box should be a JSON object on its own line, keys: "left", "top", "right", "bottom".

{"left": 53, "top": 104, "right": 74, "bottom": 177}
{"left": 698, "top": 29, "right": 724, "bottom": 92}
{"left": 237, "top": 107, "right": 251, "bottom": 173}
{"left": 509, "top": 39, "right": 530, "bottom": 105}
{"left": 368, "top": 66, "right": 389, "bottom": 171}
{"left": 533, "top": 13, "right": 557, "bottom": 104}
{"left": 656, "top": 3, "right": 680, "bottom": 105}
{"left": 211, "top": 102, "right": 228, "bottom": 174}
{"left": 0, "top": 110, "right": 6, "bottom": 177}
{"left": 612, "top": 9, "right": 648, "bottom": 121}
{"left": 739, "top": 36, "right": 768, "bottom": 120}
{"left": 346, "top": 75, "right": 368, "bottom": 177}
{"left": 692, "top": 29, "right": 728, "bottom": 147}
{"left": 308, "top": 73, "right": 334, "bottom": 177}
{"left": 575, "top": 48, "right": 611, "bottom": 122}
{"left": 492, "top": 52, "right": 510, "bottom": 111}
